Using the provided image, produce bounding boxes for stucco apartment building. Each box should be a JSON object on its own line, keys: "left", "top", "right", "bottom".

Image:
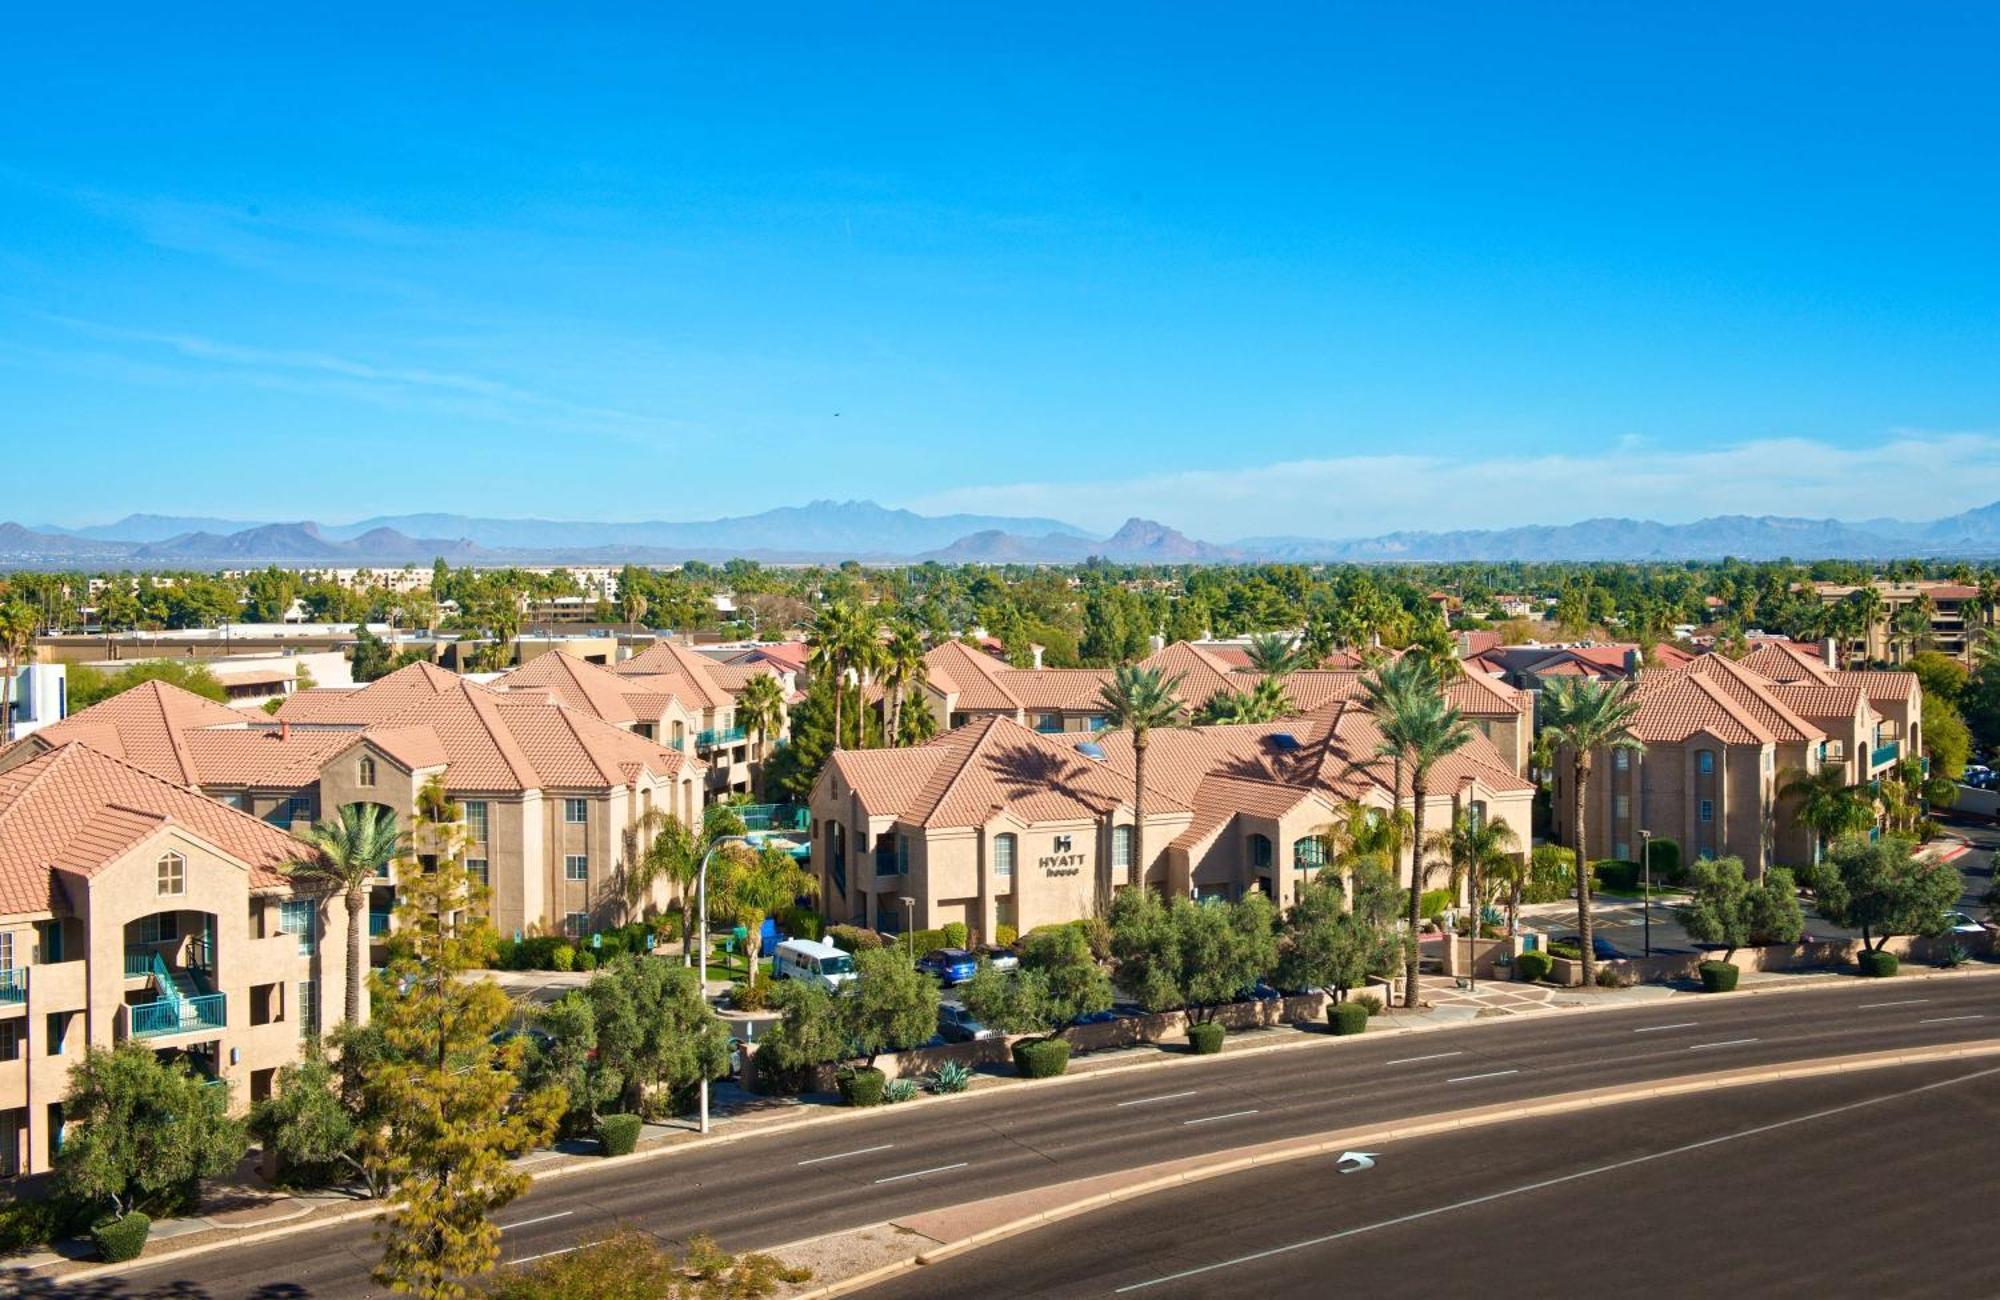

{"left": 1552, "top": 646, "right": 1921, "bottom": 872}
{"left": 810, "top": 694, "right": 1533, "bottom": 940}
{"left": 609, "top": 639, "right": 786, "bottom": 796}
{"left": 0, "top": 742, "right": 354, "bottom": 1181}
{"left": 1813, "top": 581, "right": 1982, "bottom": 664}
{"left": 915, "top": 639, "right": 1536, "bottom": 779}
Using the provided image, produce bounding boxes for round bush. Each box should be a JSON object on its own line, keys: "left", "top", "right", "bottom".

{"left": 729, "top": 978, "right": 772, "bottom": 1012}
{"left": 994, "top": 924, "right": 1018, "bottom": 947}
{"left": 836, "top": 1066, "right": 887, "bottom": 1107}
{"left": 91, "top": 1212, "right": 151, "bottom": 1263}
{"left": 1515, "top": 950, "right": 1554, "bottom": 983}
{"left": 1858, "top": 949, "right": 1900, "bottom": 979}
{"left": 1187, "top": 1022, "right": 1225, "bottom": 1054}
{"left": 549, "top": 944, "right": 576, "bottom": 973}
{"left": 597, "top": 1113, "right": 642, "bottom": 1157}
{"left": 1012, "top": 1037, "right": 1071, "bottom": 1079}
{"left": 1328, "top": 1001, "right": 1370, "bottom": 1036}
{"left": 1697, "top": 960, "right": 1740, "bottom": 993}
{"left": 941, "top": 921, "right": 969, "bottom": 949}
{"left": 577, "top": 950, "right": 598, "bottom": 972}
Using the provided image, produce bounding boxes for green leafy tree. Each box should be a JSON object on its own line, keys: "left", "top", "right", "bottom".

{"left": 527, "top": 991, "right": 606, "bottom": 1136}
{"left": 1675, "top": 857, "right": 1804, "bottom": 962}
{"left": 1277, "top": 877, "right": 1404, "bottom": 1000}
{"left": 1779, "top": 766, "right": 1877, "bottom": 862}
{"left": 580, "top": 958, "right": 731, "bottom": 1118}
{"left": 1803, "top": 836, "right": 1964, "bottom": 951}
{"left": 626, "top": 803, "right": 749, "bottom": 955}
{"left": 287, "top": 802, "right": 404, "bottom": 1026}
{"left": 1095, "top": 665, "right": 1188, "bottom": 892}
{"left": 712, "top": 842, "right": 818, "bottom": 980}
{"left": 0, "top": 600, "right": 36, "bottom": 737}
{"left": 66, "top": 658, "right": 228, "bottom": 711}
{"left": 753, "top": 980, "right": 848, "bottom": 1089}
{"left": 55, "top": 1042, "right": 247, "bottom": 1219}
{"left": 842, "top": 947, "right": 939, "bottom": 1066}
{"left": 1106, "top": 889, "right": 1278, "bottom": 1024}
{"left": 960, "top": 923, "right": 1112, "bottom": 1038}
{"left": 1537, "top": 676, "right": 1644, "bottom": 989}
{"left": 763, "top": 679, "right": 835, "bottom": 803}
{"left": 350, "top": 624, "right": 398, "bottom": 682}
{"left": 249, "top": 1049, "right": 376, "bottom": 1192}
{"left": 806, "top": 600, "right": 877, "bottom": 753}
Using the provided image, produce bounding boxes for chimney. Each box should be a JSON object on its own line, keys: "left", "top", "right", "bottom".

{"left": 1149, "top": 634, "right": 1166, "bottom": 654}
{"left": 1623, "top": 647, "right": 1641, "bottom": 678}
{"left": 278, "top": 719, "right": 290, "bottom": 742}
{"left": 1031, "top": 644, "right": 1044, "bottom": 670}
{"left": 1823, "top": 637, "right": 1838, "bottom": 668}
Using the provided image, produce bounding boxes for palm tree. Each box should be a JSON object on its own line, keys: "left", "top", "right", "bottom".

{"left": 1538, "top": 677, "right": 1645, "bottom": 988}
{"left": 735, "top": 671, "right": 787, "bottom": 764}
{"left": 1095, "top": 665, "right": 1187, "bottom": 892}
{"left": 0, "top": 601, "right": 36, "bottom": 742}
{"left": 1779, "top": 766, "right": 1874, "bottom": 862}
{"left": 286, "top": 802, "right": 405, "bottom": 1026}
{"left": 625, "top": 802, "right": 750, "bottom": 956}
{"left": 1242, "top": 632, "right": 1308, "bottom": 675}
{"left": 1365, "top": 661, "right": 1474, "bottom": 1011}
{"left": 1891, "top": 595, "right": 1934, "bottom": 663}
{"left": 806, "top": 602, "right": 859, "bottom": 751}
{"left": 1843, "top": 586, "right": 1884, "bottom": 664}
{"left": 712, "top": 842, "right": 818, "bottom": 985}
{"left": 1425, "top": 811, "right": 1521, "bottom": 959}
{"left": 1313, "top": 798, "right": 1409, "bottom": 912}
{"left": 1195, "top": 675, "right": 1294, "bottom": 725}
{"left": 879, "top": 621, "right": 929, "bottom": 748}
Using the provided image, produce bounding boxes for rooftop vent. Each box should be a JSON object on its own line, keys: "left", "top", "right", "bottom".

{"left": 1269, "top": 733, "right": 1301, "bottom": 752}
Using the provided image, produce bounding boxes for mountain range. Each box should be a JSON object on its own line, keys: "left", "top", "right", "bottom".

{"left": 12, "top": 498, "right": 2000, "bottom": 567}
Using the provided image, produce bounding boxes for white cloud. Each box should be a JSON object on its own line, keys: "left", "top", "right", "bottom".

{"left": 908, "top": 432, "right": 2000, "bottom": 540}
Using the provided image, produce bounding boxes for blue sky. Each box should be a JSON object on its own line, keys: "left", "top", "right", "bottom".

{"left": 5, "top": 3, "right": 1998, "bottom": 540}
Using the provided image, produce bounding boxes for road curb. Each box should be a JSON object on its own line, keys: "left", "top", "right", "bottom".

{"left": 788, "top": 1038, "right": 2000, "bottom": 1298}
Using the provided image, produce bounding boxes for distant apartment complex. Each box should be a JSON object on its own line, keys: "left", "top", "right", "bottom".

{"left": 1813, "top": 581, "right": 1983, "bottom": 664}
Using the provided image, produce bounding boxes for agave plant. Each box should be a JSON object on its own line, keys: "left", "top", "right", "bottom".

{"left": 928, "top": 1061, "right": 972, "bottom": 1094}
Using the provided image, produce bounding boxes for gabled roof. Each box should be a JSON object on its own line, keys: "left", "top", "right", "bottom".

{"left": 275, "top": 660, "right": 472, "bottom": 725}
{"left": 492, "top": 651, "right": 640, "bottom": 726}
{"left": 1137, "top": 642, "right": 1241, "bottom": 710}
{"left": 8, "top": 679, "right": 246, "bottom": 787}
{"left": 923, "top": 640, "right": 1022, "bottom": 712}
{"left": 610, "top": 641, "right": 727, "bottom": 709}
{"left": 1737, "top": 641, "right": 1835, "bottom": 685}
{"left": 1628, "top": 672, "right": 1771, "bottom": 746}
{"left": 1831, "top": 670, "right": 1921, "bottom": 704}
{"left": 0, "top": 742, "right": 307, "bottom": 917}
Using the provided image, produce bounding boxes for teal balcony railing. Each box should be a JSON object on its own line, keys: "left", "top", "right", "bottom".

{"left": 737, "top": 803, "right": 809, "bottom": 833}
{"left": 369, "top": 911, "right": 392, "bottom": 937}
{"left": 123, "top": 949, "right": 156, "bottom": 978}
{"left": 130, "top": 993, "right": 225, "bottom": 1039}
{"left": 0, "top": 967, "right": 24, "bottom": 1005}
{"left": 1871, "top": 740, "right": 1901, "bottom": 769}
{"left": 695, "top": 726, "right": 749, "bottom": 751}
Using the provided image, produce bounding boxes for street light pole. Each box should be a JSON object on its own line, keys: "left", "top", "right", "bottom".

{"left": 899, "top": 896, "right": 915, "bottom": 958}
{"left": 1639, "top": 828, "right": 1654, "bottom": 959}
{"left": 694, "top": 835, "right": 745, "bottom": 1137}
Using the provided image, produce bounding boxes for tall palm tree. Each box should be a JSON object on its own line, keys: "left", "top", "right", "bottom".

{"left": 1891, "top": 595, "right": 1934, "bottom": 663}
{"left": 712, "top": 842, "right": 818, "bottom": 985}
{"left": 1538, "top": 677, "right": 1645, "bottom": 988}
{"left": 735, "top": 671, "right": 787, "bottom": 763}
{"left": 286, "top": 802, "right": 405, "bottom": 1026}
{"left": 1425, "top": 811, "right": 1521, "bottom": 961}
{"left": 1242, "top": 632, "right": 1308, "bottom": 676}
{"left": 1095, "top": 665, "right": 1187, "bottom": 892}
{"left": 879, "top": 621, "right": 929, "bottom": 748}
{"left": 1843, "top": 586, "right": 1884, "bottom": 664}
{"left": 1365, "top": 662, "right": 1474, "bottom": 1011}
{"left": 625, "top": 802, "right": 750, "bottom": 956}
{"left": 1779, "top": 765, "right": 1874, "bottom": 862}
{"left": 1195, "top": 675, "right": 1294, "bottom": 725}
{"left": 0, "top": 600, "right": 36, "bottom": 742}
{"left": 807, "top": 602, "right": 864, "bottom": 752}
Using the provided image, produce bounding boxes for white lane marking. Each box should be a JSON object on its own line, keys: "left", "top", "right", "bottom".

{"left": 1183, "top": 1109, "right": 1259, "bottom": 1126}
{"left": 1631, "top": 1023, "right": 1698, "bottom": 1033}
{"left": 1687, "top": 1038, "right": 1759, "bottom": 1051}
{"left": 1919, "top": 1014, "right": 1985, "bottom": 1024}
{"left": 499, "top": 1211, "right": 573, "bottom": 1232}
{"left": 796, "top": 1143, "right": 894, "bottom": 1166}
{"left": 1385, "top": 1052, "right": 1464, "bottom": 1065}
{"left": 511, "top": 1243, "right": 591, "bottom": 1265}
{"left": 873, "top": 1162, "right": 969, "bottom": 1184}
{"left": 1446, "top": 1070, "right": 1519, "bottom": 1084}
{"left": 1859, "top": 999, "right": 1928, "bottom": 1009}
{"left": 1114, "top": 1065, "right": 2000, "bottom": 1293}
{"left": 1117, "top": 1090, "right": 1199, "bottom": 1108}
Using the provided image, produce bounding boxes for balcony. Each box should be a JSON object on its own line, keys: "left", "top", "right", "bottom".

{"left": 0, "top": 968, "right": 23, "bottom": 1006}
{"left": 130, "top": 993, "right": 226, "bottom": 1039}
{"left": 369, "top": 910, "right": 392, "bottom": 937}
{"left": 695, "top": 726, "right": 749, "bottom": 752}
{"left": 1871, "top": 740, "right": 1901, "bottom": 769}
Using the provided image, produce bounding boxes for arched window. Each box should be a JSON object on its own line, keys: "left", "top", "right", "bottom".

{"left": 157, "top": 851, "right": 186, "bottom": 896}
{"left": 358, "top": 756, "right": 377, "bottom": 787}
{"left": 1248, "top": 834, "right": 1273, "bottom": 869}
{"left": 1292, "top": 836, "right": 1326, "bottom": 870}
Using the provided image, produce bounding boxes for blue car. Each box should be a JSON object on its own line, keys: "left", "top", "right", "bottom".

{"left": 917, "top": 948, "right": 979, "bottom": 985}
{"left": 1553, "top": 933, "right": 1624, "bottom": 962}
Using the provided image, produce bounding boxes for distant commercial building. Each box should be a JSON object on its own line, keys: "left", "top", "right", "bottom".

{"left": 1812, "top": 581, "right": 1982, "bottom": 664}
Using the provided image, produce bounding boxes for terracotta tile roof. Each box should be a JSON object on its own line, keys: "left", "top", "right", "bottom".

{"left": 179, "top": 727, "right": 355, "bottom": 789}
{"left": 274, "top": 660, "right": 472, "bottom": 725}
{"left": 1831, "top": 670, "right": 1921, "bottom": 703}
{"left": 1138, "top": 642, "right": 1241, "bottom": 710}
{"left": 1736, "top": 641, "right": 1835, "bottom": 684}
{"left": 923, "top": 641, "right": 1021, "bottom": 712}
{"left": 492, "top": 652, "right": 640, "bottom": 725}
{"left": 992, "top": 668, "right": 1116, "bottom": 711}
{"left": 1171, "top": 774, "right": 1331, "bottom": 854}
{"left": 1669, "top": 655, "right": 1819, "bottom": 743}
{"left": 1769, "top": 682, "right": 1866, "bottom": 722}
{"left": 707, "top": 661, "right": 782, "bottom": 692}
{"left": 11, "top": 680, "right": 245, "bottom": 786}
{"left": 610, "top": 641, "right": 726, "bottom": 709}
{"left": 0, "top": 742, "right": 309, "bottom": 917}
{"left": 1629, "top": 672, "right": 1770, "bottom": 746}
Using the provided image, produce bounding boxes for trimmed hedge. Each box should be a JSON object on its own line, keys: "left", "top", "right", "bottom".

{"left": 837, "top": 1066, "right": 887, "bottom": 1107}
{"left": 1329, "top": 1001, "right": 1370, "bottom": 1036}
{"left": 597, "top": 1113, "right": 642, "bottom": 1157}
{"left": 1012, "top": 1037, "right": 1071, "bottom": 1079}
{"left": 1697, "top": 961, "right": 1740, "bottom": 993}
{"left": 92, "top": 1212, "right": 151, "bottom": 1263}
{"left": 995, "top": 924, "right": 1018, "bottom": 947}
{"left": 1515, "top": 949, "right": 1554, "bottom": 983}
{"left": 1419, "top": 888, "right": 1452, "bottom": 922}
{"left": 1187, "top": 1022, "right": 1225, "bottom": 1054}
{"left": 1648, "top": 838, "right": 1683, "bottom": 884}
{"left": 825, "top": 924, "right": 884, "bottom": 952}
{"left": 1592, "top": 859, "right": 1641, "bottom": 893}
{"left": 942, "top": 921, "right": 969, "bottom": 949}
{"left": 1858, "top": 949, "right": 1900, "bottom": 979}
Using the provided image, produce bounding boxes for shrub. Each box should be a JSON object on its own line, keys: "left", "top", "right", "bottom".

{"left": 1187, "top": 1022, "right": 1225, "bottom": 1054}
{"left": 1328, "top": 1001, "right": 1369, "bottom": 1036}
{"left": 941, "top": 921, "right": 969, "bottom": 949}
{"left": 1858, "top": 949, "right": 1900, "bottom": 978}
{"left": 729, "top": 978, "right": 772, "bottom": 1012}
{"left": 1649, "top": 838, "right": 1683, "bottom": 884}
{"left": 777, "top": 905, "right": 824, "bottom": 942}
{"left": 597, "top": 1113, "right": 642, "bottom": 1157}
{"left": 928, "top": 1061, "right": 972, "bottom": 1094}
{"left": 1593, "top": 860, "right": 1640, "bottom": 893}
{"left": 1594, "top": 965, "right": 1630, "bottom": 988}
{"left": 550, "top": 944, "right": 576, "bottom": 973}
{"left": 1697, "top": 960, "right": 1739, "bottom": 993}
{"left": 826, "top": 924, "right": 883, "bottom": 952}
{"left": 1939, "top": 943, "right": 1971, "bottom": 969}
{"left": 1011, "top": 1037, "right": 1071, "bottom": 1079}
{"left": 0, "top": 1197, "right": 88, "bottom": 1253}
{"left": 995, "top": 924, "right": 1018, "bottom": 947}
{"left": 836, "top": 1066, "right": 887, "bottom": 1107}
{"left": 883, "top": 1078, "right": 919, "bottom": 1104}
{"left": 1546, "top": 942, "right": 1583, "bottom": 962}
{"left": 1516, "top": 950, "right": 1554, "bottom": 983}
{"left": 91, "top": 1212, "right": 151, "bottom": 1263}
{"left": 1419, "top": 889, "right": 1452, "bottom": 922}
{"left": 577, "top": 950, "right": 598, "bottom": 972}
{"left": 1354, "top": 992, "right": 1386, "bottom": 1017}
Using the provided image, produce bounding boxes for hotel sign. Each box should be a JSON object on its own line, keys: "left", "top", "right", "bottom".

{"left": 1038, "top": 833, "right": 1085, "bottom": 876}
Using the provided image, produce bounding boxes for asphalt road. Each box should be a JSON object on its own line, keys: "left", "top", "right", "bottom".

{"left": 18, "top": 975, "right": 2000, "bottom": 1299}
{"left": 870, "top": 1056, "right": 2000, "bottom": 1298}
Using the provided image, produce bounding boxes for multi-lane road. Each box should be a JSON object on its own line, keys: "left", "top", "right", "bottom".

{"left": 23, "top": 975, "right": 2000, "bottom": 1298}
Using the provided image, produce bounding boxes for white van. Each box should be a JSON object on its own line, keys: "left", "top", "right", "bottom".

{"left": 772, "top": 938, "right": 858, "bottom": 992}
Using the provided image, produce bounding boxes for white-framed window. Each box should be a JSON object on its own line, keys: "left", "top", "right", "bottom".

{"left": 157, "top": 851, "right": 186, "bottom": 897}
{"left": 1697, "top": 751, "right": 1714, "bottom": 775}
{"left": 565, "top": 854, "right": 588, "bottom": 882}
{"left": 1112, "top": 825, "right": 1133, "bottom": 871}
{"left": 0, "top": 931, "right": 12, "bottom": 971}
{"left": 463, "top": 800, "right": 489, "bottom": 843}
{"left": 564, "top": 798, "right": 588, "bottom": 825}
{"left": 279, "top": 899, "right": 316, "bottom": 955}
{"left": 564, "top": 912, "right": 588, "bottom": 938}
{"left": 299, "top": 980, "right": 319, "bottom": 1038}
{"left": 1699, "top": 799, "right": 1714, "bottom": 824}
{"left": 1614, "top": 794, "right": 1630, "bottom": 818}
{"left": 993, "top": 833, "right": 1017, "bottom": 879}
{"left": 358, "top": 756, "right": 377, "bottom": 787}
{"left": 466, "top": 858, "right": 489, "bottom": 887}
{"left": 1613, "top": 749, "right": 1629, "bottom": 771}
{"left": 1293, "top": 835, "right": 1327, "bottom": 870}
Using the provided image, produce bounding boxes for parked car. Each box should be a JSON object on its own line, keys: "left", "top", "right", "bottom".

{"left": 917, "top": 948, "right": 980, "bottom": 985}
{"left": 974, "top": 943, "right": 1020, "bottom": 973}
{"left": 773, "top": 938, "right": 858, "bottom": 992}
{"left": 1945, "top": 911, "right": 1993, "bottom": 935}
{"left": 1552, "top": 933, "right": 1624, "bottom": 961}
{"left": 937, "top": 1004, "right": 999, "bottom": 1042}
{"left": 1239, "top": 982, "right": 1283, "bottom": 1002}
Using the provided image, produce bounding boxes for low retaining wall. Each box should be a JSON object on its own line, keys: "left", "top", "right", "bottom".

{"left": 1540, "top": 930, "right": 1995, "bottom": 987}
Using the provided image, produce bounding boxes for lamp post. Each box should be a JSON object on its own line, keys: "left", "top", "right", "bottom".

{"left": 899, "top": 896, "right": 916, "bottom": 958}
{"left": 1638, "top": 828, "right": 1654, "bottom": 959}
{"left": 695, "top": 835, "right": 747, "bottom": 1136}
